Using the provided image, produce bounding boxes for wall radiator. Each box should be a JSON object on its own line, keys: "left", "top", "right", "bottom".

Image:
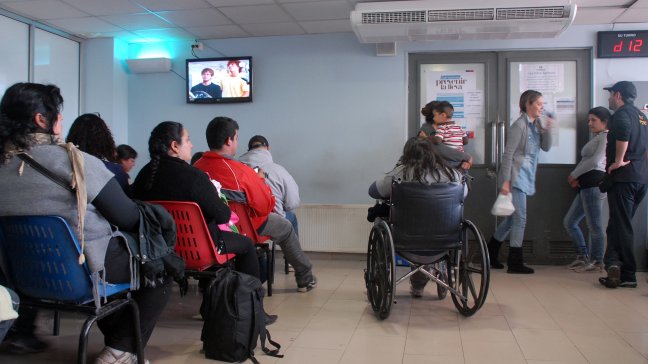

{"left": 293, "top": 204, "right": 372, "bottom": 253}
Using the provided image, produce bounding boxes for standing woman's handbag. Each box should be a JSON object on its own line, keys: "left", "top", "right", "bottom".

{"left": 491, "top": 193, "right": 515, "bottom": 216}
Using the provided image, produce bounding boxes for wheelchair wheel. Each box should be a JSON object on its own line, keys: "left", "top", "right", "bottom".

{"left": 365, "top": 220, "right": 395, "bottom": 320}
{"left": 450, "top": 219, "right": 490, "bottom": 317}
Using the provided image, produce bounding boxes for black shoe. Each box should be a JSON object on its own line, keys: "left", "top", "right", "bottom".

{"left": 487, "top": 237, "right": 504, "bottom": 269}
{"left": 2, "top": 332, "right": 48, "bottom": 354}
{"left": 599, "top": 265, "right": 621, "bottom": 288}
{"left": 264, "top": 313, "right": 278, "bottom": 326}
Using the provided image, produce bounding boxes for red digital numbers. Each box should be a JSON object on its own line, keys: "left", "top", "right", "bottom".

{"left": 613, "top": 39, "right": 643, "bottom": 53}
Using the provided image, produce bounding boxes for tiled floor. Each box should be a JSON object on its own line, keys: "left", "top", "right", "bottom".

{"left": 3, "top": 253, "right": 648, "bottom": 364}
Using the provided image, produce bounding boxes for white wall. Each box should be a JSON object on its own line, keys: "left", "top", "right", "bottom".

{"left": 117, "top": 23, "right": 648, "bottom": 205}
{"left": 81, "top": 37, "right": 130, "bottom": 144}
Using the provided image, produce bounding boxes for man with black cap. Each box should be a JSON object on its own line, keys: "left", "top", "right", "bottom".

{"left": 599, "top": 81, "right": 648, "bottom": 288}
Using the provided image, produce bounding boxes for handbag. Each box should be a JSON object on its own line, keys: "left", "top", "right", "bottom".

{"left": 491, "top": 193, "right": 515, "bottom": 216}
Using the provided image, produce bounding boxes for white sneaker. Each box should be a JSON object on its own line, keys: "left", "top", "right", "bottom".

{"left": 95, "top": 346, "right": 149, "bottom": 364}
{"left": 567, "top": 255, "right": 589, "bottom": 270}
{"left": 575, "top": 261, "right": 603, "bottom": 273}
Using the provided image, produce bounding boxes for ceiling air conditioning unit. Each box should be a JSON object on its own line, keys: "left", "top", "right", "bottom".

{"left": 350, "top": 0, "right": 577, "bottom": 43}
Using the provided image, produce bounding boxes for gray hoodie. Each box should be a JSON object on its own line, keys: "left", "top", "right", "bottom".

{"left": 239, "top": 148, "right": 300, "bottom": 217}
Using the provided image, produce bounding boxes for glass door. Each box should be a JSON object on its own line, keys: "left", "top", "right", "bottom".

{"left": 409, "top": 49, "right": 592, "bottom": 264}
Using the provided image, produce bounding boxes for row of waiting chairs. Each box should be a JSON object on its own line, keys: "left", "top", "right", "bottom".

{"left": 0, "top": 191, "right": 279, "bottom": 363}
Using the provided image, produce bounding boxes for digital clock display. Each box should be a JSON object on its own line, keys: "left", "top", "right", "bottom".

{"left": 597, "top": 31, "right": 648, "bottom": 58}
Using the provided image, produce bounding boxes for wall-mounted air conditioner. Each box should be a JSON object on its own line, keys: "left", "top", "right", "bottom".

{"left": 350, "top": 0, "right": 577, "bottom": 43}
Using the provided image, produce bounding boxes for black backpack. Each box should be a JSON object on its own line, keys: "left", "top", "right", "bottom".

{"left": 200, "top": 268, "right": 282, "bottom": 363}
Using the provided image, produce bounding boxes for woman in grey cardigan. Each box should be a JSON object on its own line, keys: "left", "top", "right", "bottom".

{"left": 563, "top": 107, "right": 610, "bottom": 272}
{"left": 488, "top": 90, "right": 553, "bottom": 274}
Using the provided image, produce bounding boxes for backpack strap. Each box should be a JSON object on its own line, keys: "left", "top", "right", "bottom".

{"left": 251, "top": 290, "right": 283, "bottom": 360}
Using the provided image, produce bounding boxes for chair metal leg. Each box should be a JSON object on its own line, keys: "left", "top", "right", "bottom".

{"left": 53, "top": 311, "right": 60, "bottom": 336}
{"left": 284, "top": 258, "right": 289, "bottom": 275}
{"left": 266, "top": 245, "right": 273, "bottom": 297}
{"left": 77, "top": 315, "right": 98, "bottom": 364}
{"left": 128, "top": 298, "right": 145, "bottom": 364}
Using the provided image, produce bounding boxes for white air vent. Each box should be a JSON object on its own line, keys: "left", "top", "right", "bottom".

{"left": 351, "top": 0, "right": 577, "bottom": 43}
{"left": 496, "top": 6, "right": 569, "bottom": 20}
{"left": 362, "top": 11, "right": 426, "bottom": 24}
{"left": 428, "top": 9, "right": 494, "bottom": 22}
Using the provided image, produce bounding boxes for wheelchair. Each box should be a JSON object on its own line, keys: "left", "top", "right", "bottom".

{"left": 364, "top": 180, "right": 490, "bottom": 319}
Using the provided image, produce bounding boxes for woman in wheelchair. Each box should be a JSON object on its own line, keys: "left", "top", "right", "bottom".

{"left": 369, "top": 137, "right": 465, "bottom": 297}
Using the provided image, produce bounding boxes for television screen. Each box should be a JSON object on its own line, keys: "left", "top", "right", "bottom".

{"left": 186, "top": 56, "right": 252, "bottom": 104}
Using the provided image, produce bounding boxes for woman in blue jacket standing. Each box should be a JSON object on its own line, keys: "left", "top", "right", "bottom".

{"left": 488, "top": 90, "right": 553, "bottom": 274}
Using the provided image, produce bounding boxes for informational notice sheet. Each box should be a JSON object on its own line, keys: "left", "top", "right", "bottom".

{"left": 519, "top": 63, "right": 565, "bottom": 93}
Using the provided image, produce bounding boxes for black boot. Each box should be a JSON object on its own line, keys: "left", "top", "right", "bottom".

{"left": 264, "top": 310, "right": 278, "bottom": 326}
{"left": 487, "top": 237, "right": 504, "bottom": 269}
{"left": 507, "top": 247, "right": 534, "bottom": 274}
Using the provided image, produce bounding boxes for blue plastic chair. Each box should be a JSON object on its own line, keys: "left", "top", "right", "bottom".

{"left": 0, "top": 215, "right": 144, "bottom": 364}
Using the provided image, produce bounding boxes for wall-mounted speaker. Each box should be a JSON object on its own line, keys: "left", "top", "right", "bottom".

{"left": 126, "top": 57, "right": 172, "bottom": 73}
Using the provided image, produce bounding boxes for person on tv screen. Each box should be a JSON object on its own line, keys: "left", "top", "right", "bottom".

{"left": 190, "top": 67, "right": 222, "bottom": 99}
{"left": 220, "top": 60, "right": 250, "bottom": 98}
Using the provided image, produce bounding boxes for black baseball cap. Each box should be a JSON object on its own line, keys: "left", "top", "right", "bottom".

{"left": 248, "top": 135, "right": 269, "bottom": 151}
{"left": 604, "top": 81, "right": 637, "bottom": 101}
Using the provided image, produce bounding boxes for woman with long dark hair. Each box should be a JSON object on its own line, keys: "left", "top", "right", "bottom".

{"left": 488, "top": 90, "right": 553, "bottom": 274}
{"left": 0, "top": 82, "right": 168, "bottom": 362}
{"left": 369, "top": 137, "right": 464, "bottom": 297}
{"left": 563, "top": 107, "right": 610, "bottom": 272}
{"left": 66, "top": 113, "right": 131, "bottom": 196}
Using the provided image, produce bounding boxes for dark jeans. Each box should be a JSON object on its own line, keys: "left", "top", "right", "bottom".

{"left": 604, "top": 182, "right": 647, "bottom": 282}
{"left": 97, "top": 237, "right": 171, "bottom": 352}
{"left": 208, "top": 228, "right": 260, "bottom": 279}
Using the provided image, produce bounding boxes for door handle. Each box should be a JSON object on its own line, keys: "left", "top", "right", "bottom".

{"left": 497, "top": 121, "right": 506, "bottom": 167}
{"left": 490, "top": 121, "right": 497, "bottom": 168}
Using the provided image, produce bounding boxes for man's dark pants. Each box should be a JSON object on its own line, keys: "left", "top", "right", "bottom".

{"left": 604, "top": 182, "right": 647, "bottom": 282}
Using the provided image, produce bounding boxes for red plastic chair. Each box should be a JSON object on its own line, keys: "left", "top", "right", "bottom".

{"left": 222, "top": 189, "right": 278, "bottom": 296}
{"left": 148, "top": 201, "right": 235, "bottom": 277}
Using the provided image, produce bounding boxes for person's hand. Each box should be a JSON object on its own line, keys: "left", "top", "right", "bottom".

{"left": 256, "top": 167, "right": 265, "bottom": 178}
{"left": 569, "top": 179, "right": 580, "bottom": 189}
{"left": 460, "top": 157, "right": 473, "bottom": 170}
{"left": 539, "top": 116, "right": 555, "bottom": 132}
{"left": 608, "top": 160, "right": 630, "bottom": 173}
{"left": 567, "top": 175, "right": 575, "bottom": 184}
{"left": 500, "top": 181, "right": 511, "bottom": 195}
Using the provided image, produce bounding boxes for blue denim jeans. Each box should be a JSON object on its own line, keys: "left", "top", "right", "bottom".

{"left": 493, "top": 187, "right": 527, "bottom": 248}
{"left": 605, "top": 182, "right": 647, "bottom": 282}
{"left": 285, "top": 210, "right": 299, "bottom": 237}
{"left": 562, "top": 187, "right": 605, "bottom": 261}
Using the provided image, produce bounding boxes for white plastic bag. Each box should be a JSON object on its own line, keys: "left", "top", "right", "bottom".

{"left": 491, "top": 193, "right": 515, "bottom": 216}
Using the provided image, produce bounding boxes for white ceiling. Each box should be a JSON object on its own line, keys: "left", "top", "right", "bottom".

{"left": 0, "top": 0, "right": 646, "bottom": 43}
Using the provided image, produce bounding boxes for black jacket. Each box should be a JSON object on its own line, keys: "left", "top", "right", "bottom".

{"left": 125, "top": 200, "right": 185, "bottom": 287}
{"left": 133, "top": 155, "right": 231, "bottom": 225}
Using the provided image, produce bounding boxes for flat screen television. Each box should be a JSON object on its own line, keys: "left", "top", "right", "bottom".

{"left": 186, "top": 56, "right": 252, "bottom": 104}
